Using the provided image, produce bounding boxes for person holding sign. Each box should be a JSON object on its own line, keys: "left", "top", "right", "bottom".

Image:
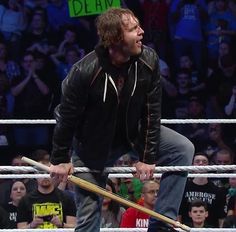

{"left": 49, "top": 7, "right": 194, "bottom": 232}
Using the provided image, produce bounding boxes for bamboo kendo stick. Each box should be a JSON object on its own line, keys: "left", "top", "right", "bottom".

{"left": 22, "top": 156, "right": 191, "bottom": 232}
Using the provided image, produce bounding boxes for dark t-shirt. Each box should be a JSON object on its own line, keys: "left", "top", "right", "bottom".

{"left": 206, "top": 69, "right": 236, "bottom": 109}
{"left": 22, "top": 30, "right": 55, "bottom": 51}
{"left": 174, "top": 91, "right": 193, "bottom": 118}
{"left": 4, "top": 202, "right": 18, "bottom": 228}
{"left": 227, "top": 195, "right": 236, "bottom": 214}
{"left": 179, "top": 179, "right": 226, "bottom": 227}
{"left": 0, "top": 205, "right": 11, "bottom": 229}
{"left": 17, "top": 188, "right": 76, "bottom": 228}
{"left": 11, "top": 71, "right": 51, "bottom": 119}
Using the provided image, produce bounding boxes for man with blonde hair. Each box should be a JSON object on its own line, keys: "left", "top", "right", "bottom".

{"left": 49, "top": 7, "right": 194, "bottom": 232}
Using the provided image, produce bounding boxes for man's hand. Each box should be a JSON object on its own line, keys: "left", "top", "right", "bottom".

{"left": 51, "top": 215, "right": 63, "bottom": 228}
{"left": 133, "top": 161, "right": 155, "bottom": 181}
{"left": 49, "top": 163, "right": 74, "bottom": 183}
{"left": 30, "top": 216, "right": 44, "bottom": 228}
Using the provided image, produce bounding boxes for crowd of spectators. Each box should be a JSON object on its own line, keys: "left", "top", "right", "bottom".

{"left": 0, "top": 0, "right": 235, "bottom": 158}
{"left": 0, "top": 0, "right": 236, "bottom": 229}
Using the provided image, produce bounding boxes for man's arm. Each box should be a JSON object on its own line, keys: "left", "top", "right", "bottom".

{"left": 63, "top": 215, "right": 76, "bottom": 228}
{"left": 135, "top": 50, "right": 161, "bottom": 180}
{"left": 50, "top": 64, "right": 88, "bottom": 180}
{"left": 50, "top": 215, "right": 76, "bottom": 228}
{"left": 17, "top": 196, "right": 44, "bottom": 229}
{"left": 17, "top": 217, "right": 44, "bottom": 229}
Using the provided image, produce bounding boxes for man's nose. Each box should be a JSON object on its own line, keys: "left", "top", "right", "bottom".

{"left": 138, "top": 26, "right": 144, "bottom": 35}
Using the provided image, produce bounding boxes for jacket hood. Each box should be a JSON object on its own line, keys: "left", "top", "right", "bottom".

{"left": 94, "top": 44, "right": 141, "bottom": 78}
{"left": 95, "top": 44, "right": 140, "bottom": 102}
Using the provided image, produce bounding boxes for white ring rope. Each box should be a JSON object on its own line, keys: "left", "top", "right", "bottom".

{"left": 0, "top": 228, "right": 235, "bottom": 231}
{"left": 1, "top": 165, "right": 236, "bottom": 173}
{"left": 0, "top": 229, "right": 145, "bottom": 232}
{"left": 0, "top": 119, "right": 235, "bottom": 232}
{"left": 1, "top": 173, "right": 236, "bottom": 179}
{"left": 104, "top": 165, "right": 236, "bottom": 173}
{"left": 0, "top": 229, "right": 147, "bottom": 232}
{"left": 108, "top": 173, "right": 236, "bottom": 178}
{"left": 0, "top": 119, "right": 56, "bottom": 124}
{"left": 0, "top": 120, "right": 234, "bottom": 232}
{"left": 1, "top": 119, "right": 236, "bottom": 124}
{"left": 161, "top": 119, "right": 236, "bottom": 124}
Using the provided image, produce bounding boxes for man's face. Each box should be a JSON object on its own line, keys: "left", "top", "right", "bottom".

{"left": 180, "top": 56, "right": 192, "bottom": 69}
{"left": 11, "top": 157, "right": 28, "bottom": 166}
{"left": 188, "top": 101, "right": 203, "bottom": 117}
{"left": 37, "top": 161, "right": 54, "bottom": 188}
{"left": 65, "top": 30, "right": 77, "bottom": 43}
{"left": 142, "top": 182, "right": 159, "bottom": 208}
{"left": 119, "top": 14, "right": 144, "bottom": 57}
{"left": 177, "top": 74, "right": 190, "bottom": 87}
{"left": 193, "top": 154, "right": 209, "bottom": 173}
{"left": 222, "top": 64, "right": 236, "bottom": 77}
{"left": 37, "top": 177, "right": 53, "bottom": 188}
{"left": 216, "top": 153, "right": 232, "bottom": 165}
{"left": 32, "top": 14, "right": 45, "bottom": 29}
{"left": 219, "top": 43, "right": 229, "bottom": 57}
{"left": 193, "top": 155, "right": 209, "bottom": 166}
{"left": 22, "top": 55, "right": 35, "bottom": 72}
{"left": 229, "top": 177, "right": 236, "bottom": 187}
{"left": 189, "top": 206, "right": 208, "bottom": 225}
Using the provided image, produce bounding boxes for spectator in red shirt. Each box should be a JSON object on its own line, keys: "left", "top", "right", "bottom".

{"left": 120, "top": 180, "right": 159, "bottom": 228}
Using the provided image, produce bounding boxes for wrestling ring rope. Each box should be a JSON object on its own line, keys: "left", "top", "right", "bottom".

{"left": 1, "top": 229, "right": 236, "bottom": 232}
{"left": 1, "top": 118, "right": 236, "bottom": 232}
{"left": 0, "top": 227, "right": 235, "bottom": 231}
{"left": 1, "top": 173, "right": 236, "bottom": 179}
{"left": 1, "top": 164, "right": 236, "bottom": 173}
{"left": 1, "top": 119, "right": 236, "bottom": 124}
{"left": 0, "top": 229, "right": 235, "bottom": 231}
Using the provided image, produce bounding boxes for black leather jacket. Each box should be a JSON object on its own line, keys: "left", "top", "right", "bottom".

{"left": 51, "top": 45, "right": 161, "bottom": 169}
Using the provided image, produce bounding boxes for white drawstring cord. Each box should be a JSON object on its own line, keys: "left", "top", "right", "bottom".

{"left": 103, "top": 73, "right": 108, "bottom": 102}
{"left": 131, "top": 61, "right": 137, "bottom": 96}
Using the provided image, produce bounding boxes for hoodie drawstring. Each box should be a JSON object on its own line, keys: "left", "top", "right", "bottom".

{"left": 103, "top": 73, "right": 108, "bottom": 102}
{"left": 131, "top": 61, "right": 137, "bottom": 96}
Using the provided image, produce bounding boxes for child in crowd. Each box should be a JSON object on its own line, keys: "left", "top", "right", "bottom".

{"left": 188, "top": 199, "right": 211, "bottom": 228}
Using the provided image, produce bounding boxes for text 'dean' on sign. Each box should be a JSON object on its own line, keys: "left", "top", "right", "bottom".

{"left": 68, "top": 0, "right": 121, "bottom": 17}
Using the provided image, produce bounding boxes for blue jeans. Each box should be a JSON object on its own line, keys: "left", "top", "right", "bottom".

{"left": 72, "top": 125, "right": 194, "bottom": 232}
{"left": 147, "top": 126, "right": 194, "bottom": 231}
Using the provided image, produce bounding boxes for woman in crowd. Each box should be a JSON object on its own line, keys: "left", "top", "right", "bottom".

{"left": 101, "top": 179, "right": 125, "bottom": 228}
{"left": 4, "top": 180, "right": 27, "bottom": 228}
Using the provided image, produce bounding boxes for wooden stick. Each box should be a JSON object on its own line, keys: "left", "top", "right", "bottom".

{"left": 22, "top": 156, "right": 191, "bottom": 232}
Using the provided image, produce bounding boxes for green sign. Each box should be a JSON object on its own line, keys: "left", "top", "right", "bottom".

{"left": 68, "top": 0, "right": 121, "bottom": 17}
